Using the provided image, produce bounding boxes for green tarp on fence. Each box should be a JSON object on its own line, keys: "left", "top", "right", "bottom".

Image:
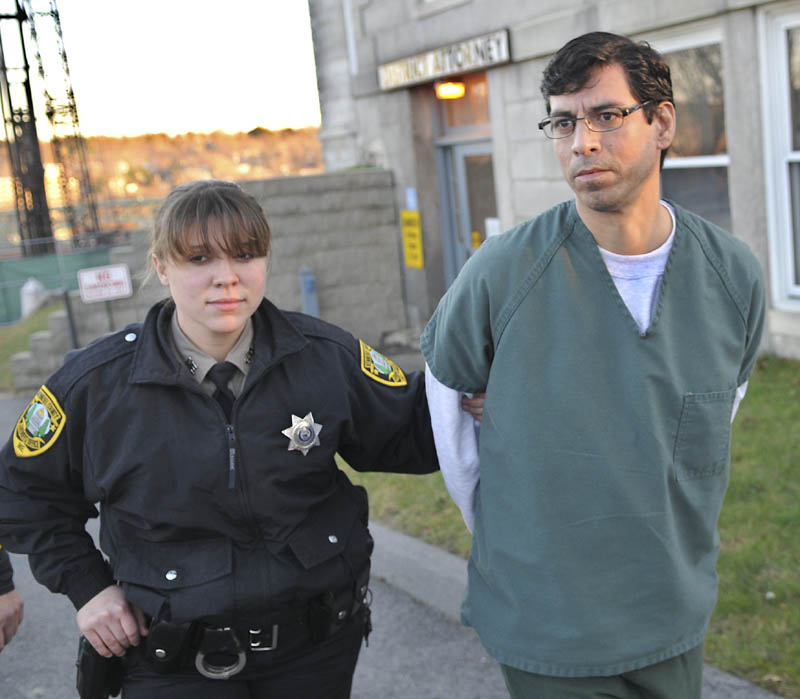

{"left": 0, "top": 248, "right": 111, "bottom": 325}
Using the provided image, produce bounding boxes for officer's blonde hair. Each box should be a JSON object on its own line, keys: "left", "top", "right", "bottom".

{"left": 151, "top": 179, "right": 271, "bottom": 264}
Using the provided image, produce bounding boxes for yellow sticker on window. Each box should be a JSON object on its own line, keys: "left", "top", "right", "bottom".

{"left": 359, "top": 340, "right": 407, "bottom": 387}
{"left": 13, "top": 385, "right": 66, "bottom": 458}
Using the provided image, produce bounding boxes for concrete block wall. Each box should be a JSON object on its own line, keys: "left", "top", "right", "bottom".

{"left": 239, "top": 169, "right": 406, "bottom": 344}
{"left": 10, "top": 170, "right": 407, "bottom": 392}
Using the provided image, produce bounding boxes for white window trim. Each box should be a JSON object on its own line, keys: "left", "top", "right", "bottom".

{"left": 644, "top": 21, "right": 723, "bottom": 54}
{"left": 759, "top": 3, "right": 800, "bottom": 311}
{"left": 662, "top": 155, "right": 729, "bottom": 169}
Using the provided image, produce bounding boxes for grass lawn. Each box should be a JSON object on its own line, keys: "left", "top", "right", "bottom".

{"left": 0, "top": 302, "right": 63, "bottom": 392}
{"left": 706, "top": 356, "right": 800, "bottom": 698}
{"left": 343, "top": 355, "right": 800, "bottom": 698}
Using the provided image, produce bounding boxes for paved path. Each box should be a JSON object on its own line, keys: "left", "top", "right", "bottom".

{"left": 0, "top": 544, "right": 506, "bottom": 699}
{"left": 0, "top": 394, "right": 780, "bottom": 697}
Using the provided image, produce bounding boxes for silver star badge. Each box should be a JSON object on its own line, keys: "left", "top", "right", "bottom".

{"left": 281, "top": 412, "right": 323, "bottom": 455}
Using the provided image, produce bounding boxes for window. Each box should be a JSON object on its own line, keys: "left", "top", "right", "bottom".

{"left": 442, "top": 72, "right": 490, "bottom": 130}
{"left": 652, "top": 29, "right": 731, "bottom": 232}
{"left": 761, "top": 5, "right": 800, "bottom": 308}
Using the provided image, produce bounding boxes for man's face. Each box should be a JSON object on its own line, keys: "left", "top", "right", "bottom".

{"left": 548, "top": 63, "right": 674, "bottom": 215}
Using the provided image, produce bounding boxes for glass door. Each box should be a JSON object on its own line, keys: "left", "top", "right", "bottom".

{"left": 442, "top": 140, "right": 497, "bottom": 285}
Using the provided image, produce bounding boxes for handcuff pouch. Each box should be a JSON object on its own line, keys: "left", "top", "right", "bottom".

{"left": 144, "top": 620, "right": 191, "bottom": 675}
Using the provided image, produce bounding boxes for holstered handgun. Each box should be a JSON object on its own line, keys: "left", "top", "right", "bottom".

{"left": 75, "top": 635, "right": 123, "bottom": 699}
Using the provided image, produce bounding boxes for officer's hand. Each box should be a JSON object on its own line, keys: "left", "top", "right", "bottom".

{"left": 461, "top": 393, "right": 486, "bottom": 422}
{"left": 0, "top": 589, "right": 24, "bottom": 650}
{"left": 76, "top": 585, "right": 148, "bottom": 658}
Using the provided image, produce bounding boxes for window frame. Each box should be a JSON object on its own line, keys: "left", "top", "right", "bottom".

{"left": 647, "top": 25, "right": 731, "bottom": 180}
{"left": 760, "top": 3, "right": 800, "bottom": 311}
{"left": 411, "top": 0, "right": 470, "bottom": 19}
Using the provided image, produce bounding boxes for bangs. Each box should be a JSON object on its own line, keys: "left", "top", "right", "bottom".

{"left": 153, "top": 180, "right": 271, "bottom": 262}
{"left": 172, "top": 212, "right": 266, "bottom": 259}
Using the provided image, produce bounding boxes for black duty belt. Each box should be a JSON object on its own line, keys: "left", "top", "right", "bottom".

{"left": 142, "top": 582, "right": 371, "bottom": 680}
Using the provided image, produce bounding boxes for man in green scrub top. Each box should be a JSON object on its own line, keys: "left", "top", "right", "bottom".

{"left": 422, "top": 32, "right": 766, "bottom": 699}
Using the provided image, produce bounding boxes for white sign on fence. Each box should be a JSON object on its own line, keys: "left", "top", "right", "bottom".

{"left": 77, "top": 263, "right": 133, "bottom": 303}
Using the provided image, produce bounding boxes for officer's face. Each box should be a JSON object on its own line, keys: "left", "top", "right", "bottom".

{"left": 153, "top": 229, "right": 267, "bottom": 359}
{"left": 549, "top": 63, "right": 674, "bottom": 217}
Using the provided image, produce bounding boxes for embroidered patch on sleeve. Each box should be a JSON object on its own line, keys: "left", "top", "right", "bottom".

{"left": 359, "top": 340, "right": 407, "bottom": 387}
{"left": 13, "top": 385, "right": 66, "bottom": 458}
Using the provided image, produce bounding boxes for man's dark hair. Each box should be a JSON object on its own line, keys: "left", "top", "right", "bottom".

{"left": 540, "top": 32, "right": 674, "bottom": 165}
{"left": 540, "top": 32, "right": 673, "bottom": 118}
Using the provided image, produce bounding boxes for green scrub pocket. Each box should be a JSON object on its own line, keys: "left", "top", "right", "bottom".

{"left": 673, "top": 389, "right": 736, "bottom": 480}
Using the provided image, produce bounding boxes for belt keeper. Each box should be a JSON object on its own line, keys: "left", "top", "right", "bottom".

{"left": 249, "top": 624, "right": 279, "bottom": 651}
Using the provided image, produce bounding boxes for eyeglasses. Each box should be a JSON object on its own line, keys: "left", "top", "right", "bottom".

{"left": 538, "top": 101, "right": 652, "bottom": 139}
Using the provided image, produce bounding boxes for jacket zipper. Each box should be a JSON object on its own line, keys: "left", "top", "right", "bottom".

{"left": 226, "top": 424, "right": 236, "bottom": 488}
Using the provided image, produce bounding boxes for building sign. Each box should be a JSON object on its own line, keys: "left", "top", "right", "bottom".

{"left": 77, "top": 263, "right": 133, "bottom": 303}
{"left": 378, "top": 29, "right": 510, "bottom": 91}
{"left": 401, "top": 210, "right": 424, "bottom": 269}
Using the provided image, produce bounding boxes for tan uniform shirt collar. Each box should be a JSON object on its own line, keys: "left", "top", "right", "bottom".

{"left": 169, "top": 311, "right": 253, "bottom": 396}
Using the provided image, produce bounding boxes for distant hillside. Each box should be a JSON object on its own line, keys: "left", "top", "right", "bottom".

{"left": 0, "top": 126, "right": 323, "bottom": 205}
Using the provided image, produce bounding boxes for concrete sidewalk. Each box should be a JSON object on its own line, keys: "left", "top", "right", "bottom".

{"left": 370, "top": 522, "right": 781, "bottom": 699}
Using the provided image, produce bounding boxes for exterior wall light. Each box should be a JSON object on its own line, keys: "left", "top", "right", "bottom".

{"left": 435, "top": 81, "right": 466, "bottom": 99}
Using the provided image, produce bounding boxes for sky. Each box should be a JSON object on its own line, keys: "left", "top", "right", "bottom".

{"left": 16, "top": 0, "right": 322, "bottom": 138}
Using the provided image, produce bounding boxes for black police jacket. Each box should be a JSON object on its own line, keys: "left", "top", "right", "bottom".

{"left": 0, "top": 299, "right": 437, "bottom": 622}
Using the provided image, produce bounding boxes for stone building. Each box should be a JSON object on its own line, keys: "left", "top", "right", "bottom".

{"left": 308, "top": 0, "right": 800, "bottom": 359}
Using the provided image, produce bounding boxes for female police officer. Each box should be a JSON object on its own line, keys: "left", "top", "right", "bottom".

{"left": 0, "top": 179, "right": 438, "bottom": 697}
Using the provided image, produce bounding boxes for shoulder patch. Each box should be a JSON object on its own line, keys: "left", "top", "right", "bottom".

{"left": 13, "top": 385, "right": 66, "bottom": 458}
{"left": 359, "top": 340, "right": 407, "bottom": 387}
